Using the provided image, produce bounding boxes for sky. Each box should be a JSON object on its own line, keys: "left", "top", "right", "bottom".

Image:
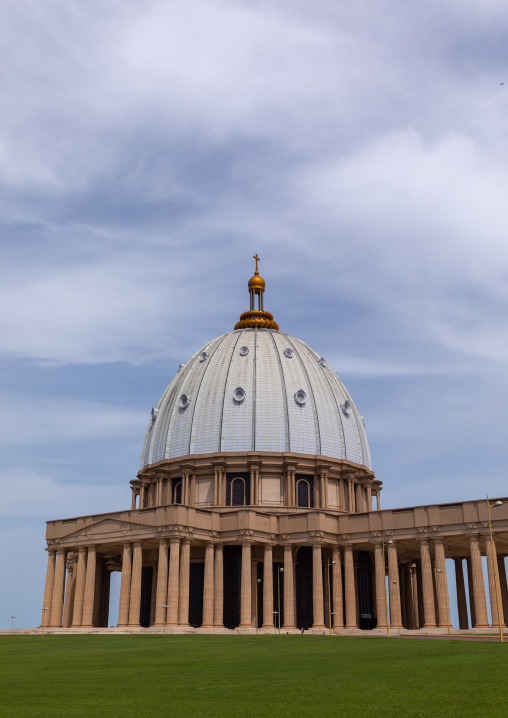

{"left": 1, "top": 0, "right": 508, "bottom": 631}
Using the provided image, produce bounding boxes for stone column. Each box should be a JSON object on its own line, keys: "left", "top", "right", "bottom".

{"left": 420, "top": 539, "right": 437, "bottom": 628}
{"left": 262, "top": 544, "right": 274, "bottom": 628}
{"left": 167, "top": 538, "right": 181, "bottom": 625}
{"left": 239, "top": 542, "right": 252, "bottom": 627}
{"left": 332, "top": 546, "right": 344, "bottom": 628}
{"left": 202, "top": 542, "right": 215, "bottom": 627}
{"left": 466, "top": 557, "right": 476, "bottom": 628}
{"left": 41, "top": 550, "right": 56, "bottom": 627}
{"left": 131, "top": 488, "right": 136, "bottom": 510}
{"left": 62, "top": 559, "right": 76, "bottom": 628}
{"left": 214, "top": 543, "right": 224, "bottom": 627}
{"left": 454, "top": 558, "right": 469, "bottom": 629}
{"left": 117, "top": 543, "right": 132, "bottom": 627}
{"left": 49, "top": 550, "right": 66, "bottom": 627}
{"left": 366, "top": 484, "right": 372, "bottom": 512}
{"left": 70, "top": 547, "right": 87, "bottom": 628}
{"left": 469, "top": 535, "right": 489, "bottom": 628}
{"left": 178, "top": 539, "right": 191, "bottom": 626}
{"left": 485, "top": 535, "right": 505, "bottom": 627}
{"left": 410, "top": 564, "right": 420, "bottom": 629}
{"left": 344, "top": 544, "right": 357, "bottom": 628}
{"left": 374, "top": 544, "right": 387, "bottom": 629}
{"left": 128, "top": 541, "right": 143, "bottom": 627}
{"left": 312, "top": 543, "right": 325, "bottom": 628}
{"left": 387, "top": 542, "right": 402, "bottom": 628}
{"left": 403, "top": 563, "right": 414, "bottom": 630}
{"left": 153, "top": 539, "right": 169, "bottom": 626}
{"left": 434, "top": 539, "right": 450, "bottom": 628}
{"left": 283, "top": 545, "right": 296, "bottom": 628}
{"left": 498, "top": 556, "right": 508, "bottom": 622}
{"left": 81, "top": 546, "right": 97, "bottom": 627}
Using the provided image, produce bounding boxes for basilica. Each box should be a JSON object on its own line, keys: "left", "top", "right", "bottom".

{"left": 41, "top": 260, "right": 508, "bottom": 633}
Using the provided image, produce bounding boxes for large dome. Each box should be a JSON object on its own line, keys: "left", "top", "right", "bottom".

{"left": 141, "top": 327, "right": 372, "bottom": 470}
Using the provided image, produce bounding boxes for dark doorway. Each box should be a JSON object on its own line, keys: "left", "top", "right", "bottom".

{"left": 189, "top": 563, "right": 204, "bottom": 627}
{"left": 223, "top": 545, "right": 242, "bottom": 628}
{"left": 357, "top": 551, "right": 376, "bottom": 630}
{"left": 296, "top": 546, "right": 313, "bottom": 629}
{"left": 140, "top": 566, "right": 153, "bottom": 627}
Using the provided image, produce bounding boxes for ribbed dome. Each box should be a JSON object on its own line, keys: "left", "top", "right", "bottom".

{"left": 141, "top": 328, "right": 372, "bottom": 470}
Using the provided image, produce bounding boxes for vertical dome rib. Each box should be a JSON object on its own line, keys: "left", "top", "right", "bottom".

{"left": 284, "top": 334, "right": 321, "bottom": 455}
{"left": 296, "top": 340, "right": 345, "bottom": 459}
{"left": 166, "top": 334, "right": 228, "bottom": 459}
{"left": 255, "top": 330, "right": 287, "bottom": 452}
{"left": 190, "top": 331, "right": 242, "bottom": 455}
{"left": 221, "top": 330, "right": 255, "bottom": 452}
{"left": 271, "top": 331, "right": 316, "bottom": 455}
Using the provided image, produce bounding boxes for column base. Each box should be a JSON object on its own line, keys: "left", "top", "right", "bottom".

{"left": 239, "top": 622, "right": 254, "bottom": 628}
{"left": 201, "top": 623, "right": 214, "bottom": 628}
{"left": 261, "top": 623, "right": 274, "bottom": 629}
{"left": 423, "top": 623, "right": 437, "bottom": 629}
{"left": 127, "top": 623, "right": 140, "bottom": 628}
{"left": 283, "top": 624, "right": 296, "bottom": 629}
{"left": 312, "top": 624, "right": 326, "bottom": 629}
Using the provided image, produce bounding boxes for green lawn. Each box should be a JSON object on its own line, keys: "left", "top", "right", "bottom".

{"left": 0, "top": 635, "right": 506, "bottom": 718}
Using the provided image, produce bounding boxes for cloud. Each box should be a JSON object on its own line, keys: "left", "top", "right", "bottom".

{"left": 0, "top": 394, "right": 144, "bottom": 446}
{"left": 1, "top": 467, "right": 125, "bottom": 518}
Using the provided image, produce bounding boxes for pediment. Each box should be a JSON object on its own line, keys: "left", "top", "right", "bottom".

{"left": 55, "top": 517, "right": 155, "bottom": 544}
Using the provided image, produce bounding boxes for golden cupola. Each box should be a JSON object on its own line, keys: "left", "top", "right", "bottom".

{"left": 234, "top": 254, "right": 279, "bottom": 330}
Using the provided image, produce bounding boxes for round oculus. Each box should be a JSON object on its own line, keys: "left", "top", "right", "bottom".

{"left": 179, "top": 394, "right": 191, "bottom": 409}
{"left": 341, "top": 400, "right": 350, "bottom": 417}
{"left": 239, "top": 346, "right": 249, "bottom": 356}
{"left": 233, "top": 387, "right": 246, "bottom": 403}
{"left": 284, "top": 348, "right": 293, "bottom": 358}
{"left": 199, "top": 351, "right": 209, "bottom": 362}
{"left": 294, "top": 389, "right": 307, "bottom": 405}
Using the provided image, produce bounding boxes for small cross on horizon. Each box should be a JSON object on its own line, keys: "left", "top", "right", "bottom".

{"left": 253, "top": 253, "right": 260, "bottom": 272}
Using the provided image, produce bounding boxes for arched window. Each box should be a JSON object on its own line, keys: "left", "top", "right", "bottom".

{"left": 297, "top": 479, "right": 310, "bottom": 508}
{"left": 173, "top": 481, "right": 182, "bottom": 505}
{"left": 231, "top": 477, "right": 246, "bottom": 506}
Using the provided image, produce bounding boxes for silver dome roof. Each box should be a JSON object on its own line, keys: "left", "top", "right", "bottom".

{"left": 141, "top": 328, "right": 372, "bottom": 470}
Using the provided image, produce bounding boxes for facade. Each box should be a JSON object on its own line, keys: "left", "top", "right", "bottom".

{"left": 41, "top": 263, "right": 508, "bottom": 633}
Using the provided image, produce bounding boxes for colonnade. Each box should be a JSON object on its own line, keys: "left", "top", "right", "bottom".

{"left": 41, "top": 534, "right": 508, "bottom": 631}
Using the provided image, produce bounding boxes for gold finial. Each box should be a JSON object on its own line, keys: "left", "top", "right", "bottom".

{"left": 234, "top": 256, "right": 279, "bottom": 331}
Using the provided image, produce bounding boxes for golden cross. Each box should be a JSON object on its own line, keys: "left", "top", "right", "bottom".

{"left": 253, "top": 253, "right": 260, "bottom": 272}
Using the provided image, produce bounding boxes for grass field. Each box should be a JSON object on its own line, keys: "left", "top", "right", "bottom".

{"left": 1, "top": 635, "right": 507, "bottom": 718}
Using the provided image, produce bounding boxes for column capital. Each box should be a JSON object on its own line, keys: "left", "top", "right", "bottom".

{"left": 158, "top": 537, "right": 168, "bottom": 546}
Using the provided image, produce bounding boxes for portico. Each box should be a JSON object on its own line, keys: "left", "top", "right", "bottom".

{"left": 42, "top": 495, "right": 508, "bottom": 633}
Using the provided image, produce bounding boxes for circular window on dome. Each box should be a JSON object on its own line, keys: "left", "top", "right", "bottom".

{"left": 151, "top": 407, "right": 159, "bottom": 421}
{"left": 284, "top": 348, "right": 293, "bottom": 358}
{"left": 239, "top": 346, "right": 249, "bottom": 357}
{"left": 294, "top": 389, "right": 306, "bottom": 405}
{"left": 179, "top": 394, "right": 191, "bottom": 409}
{"left": 233, "top": 387, "right": 246, "bottom": 403}
{"left": 199, "top": 351, "right": 209, "bottom": 363}
{"left": 318, "top": 357, "right": 326, "bottom": 367}
{"left": 341, "top": 400, "right": 350, "bottom": 417}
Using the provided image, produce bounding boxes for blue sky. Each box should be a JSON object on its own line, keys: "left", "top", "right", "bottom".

{"left": 1, "top": 0, "right": 508, "bottom": 630}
